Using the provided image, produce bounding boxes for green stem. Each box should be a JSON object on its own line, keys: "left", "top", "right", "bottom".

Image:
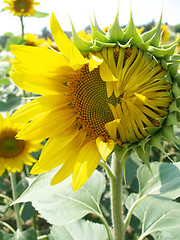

{"left": 0, "top": 220, "right": 16, "bottom": 233}
{"left": 97, "top": 213, "right": 113, "bottom": 240}
{"left": 124, "top": 195, "right": 148, "bottom": 229}
{"left": 9, "top": 173, "right": 23, "bottom": 232}
{"left": 110, "top": 152, "right": 125, "bottom": 240}
{"left": 20, "top": 16, "right": 24, "bottom": 38}
{"left": 0, "top": 193, "right": 13, "bottom": 204}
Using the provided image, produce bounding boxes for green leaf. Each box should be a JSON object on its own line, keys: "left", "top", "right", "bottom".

{"left": 0, "top": 229, "right": 37, "bottom": 240}
{"left": 138, "top": 162, "right": 180, "bottom": 200}
{"left": 49, "top": 220, "right": 108, "bottom": 240}
{"left": 0, "top": 93, "right": 21, "bottom": 111}
{"left": 33, "top": 10, "right": 49, "bottom": 18}
{"left": 21, "top": 202, "right": 36, "bottom": 222}
{"left": 5, "top": 37, "right": 26, "bottom": 51}
{"left": 14, "top": 170, "right": 106, "bottom": 226}
{"left": 126, "top": 196, "right": 180, "bottom": 240}
{"left": 0, "top": 78, "right": 11, "bottom": 85}
{"left": 126, "top": 152, "right": 142, "bottom": 185}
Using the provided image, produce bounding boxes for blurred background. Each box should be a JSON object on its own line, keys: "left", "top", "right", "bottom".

{"left": 1, "top": 0, "right": 180, "bottom": 36}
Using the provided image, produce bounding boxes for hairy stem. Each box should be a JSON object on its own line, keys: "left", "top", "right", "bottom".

{"left": 109, "top": 152, "right": 125, "bottom": 240}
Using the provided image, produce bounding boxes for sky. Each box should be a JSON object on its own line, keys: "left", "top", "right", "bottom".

{"left": 0, "top": 0, "right": 180, "bottom": 36}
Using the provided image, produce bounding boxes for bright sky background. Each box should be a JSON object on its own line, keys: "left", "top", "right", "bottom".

{"left": 0, "top": 0, "right": 180, "bottom": 36}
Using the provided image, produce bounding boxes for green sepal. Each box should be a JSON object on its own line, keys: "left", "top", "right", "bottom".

{"left": 169, "top": 101, "right": 180, "bottom": 113}
{"left": 138, "top": 138, "right": 151, "bottom": 152}
{"left": 114, "top": 144, "right": 132, "bottom": 183}
{"left": 149, "top": 132, "right": 164, "bottom": 152}
{"left": 161, "top": 125, "right": 180, "bottom": 146}
{"left": 170, "top": 54, "right": 180, "bottom": 61}
{"left": 148, "top": 44, "right": 178, "bottom": 58}
{"left": 172, "top": 81, "right": 180, "bottom": 99}
{"left": 164, "top": 43, "right": 180, "bottom": 60}
{"left": 148, "top": 12, "right": 162, "bottom": 47}
{"left": 100, "top": 42, "right": 117, "bottom": 48}
{"left": 114, "top": 144, "right": 131, "bottom": 163}
{"left": 165, "top": 112, "right": 179, "bottom": 125}
{"left": 162, "top": 37, "right": 180, "bottom": 49}
{"left": 90, "top": 40, "right": 116, "bottom": 52}
{"left": 161, "top": 72, "right": 172, "bottom": 83}
{"left": 117, "top": 38, "right": 132, "bottom": 48}
{"left": 122, "top": 9, "right": 143, "bottom": 45}
{"left": 93, "top": 12, "right": 106, "bottom": 35}
{"left": 161, "top": 59, "right": 168, "bottom": 70}
{"left": 107, "top": 10, "right": 124, "bottom": 42}
{"left": 148, "top": 132, "right": 171, "bottom": 160}
{"left": 90, "top": 18, "right": 109, "bottom": 43}
{"left": 134, "top": 144, "right": 152, "bottom": 175}
{"left": 137, "top": 33, "right": 156, "bottom": 51}
{"left": 157, "top": 116, "right": 166, "bottom": 125}
{"left": 167, "top": 62, "right": 180, "bottom": 77}
{"left": 146, "top": 126, "right": 162, "bottom": 135}
{"left": 136, "top": 42, "right": 150, "bottom": 51}
{"left": 90, "top": 40, "right": 103, "bottom": 52}
{"left": 70, "top": 18, "right": 93, "bottom": 52}
{"left": 141, "top": 13, "right": 162, "bottom": 45}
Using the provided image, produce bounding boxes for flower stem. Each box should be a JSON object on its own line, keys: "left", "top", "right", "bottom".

{"left": 20, "top": 16, "right": 24, "bottom": 38}
{"left": 9, "top": 173, "right": 23, "bottom": 232}
{"left": 110, "top": 152, "right": 125, "bottom": 240}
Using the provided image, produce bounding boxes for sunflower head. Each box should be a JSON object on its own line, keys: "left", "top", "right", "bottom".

{"left": 24, "top": 33, "right": 46, "bottom": 47}
{"left": 3, "top": 0, "right": 40, "bottom": 17}
{"left": 10, "top": 9, "right": 180, "bottom": 190}
{"left": 0, "top": 113, "right": 42, "bottom": 175}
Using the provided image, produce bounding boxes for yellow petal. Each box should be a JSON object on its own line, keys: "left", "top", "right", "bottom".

{"left": 0, "top": 158, "right": 5, "bottom": 176}
{"left": 88, "top": 53, "right": 103, "bottom": 72}
{"left": 10, "top": 68, "right": 69, "bottom": 96}
{"left": 96, "top": 137, "right": 115, "bottom": 161}
{"left": 73, "top": 140, "right": 101, "bottom": 191}
{"left": 51, "top": 158, "right": 75, "bottom": 185}
{"left": 105, "top": 119, "right": 119, "bottom": 142}
{"left": 16, "top": 107, "right": 76, "bottom": 140}
{"left": 11, "top": 45, "right": 69, "bottom": 73}
{"left": 50, "top": 13, "right": 87, "bottom": 69}
{"left": 31, "top": 130, "right": 86, "bottom": 175}
{"left": 11, "top": 94, "right": 69, "bottom": 123}
{"left": 100, "top": 60, "right": 118, "bottom": 82}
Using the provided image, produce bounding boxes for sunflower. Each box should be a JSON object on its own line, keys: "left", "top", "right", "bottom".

{"left": 24, "top": 33, "right": 46, "bottom": 47}
{"left": 0, "top": 113, "right": 42, "bottom": 175}
{"left": 3, "top": 0, "right": 40, "bottom": 17}
{"left": 160, "top": 24, "right": 171, "bottom": 45}
{"left": 10, "top": 11, "right": 180, "bottom": 191}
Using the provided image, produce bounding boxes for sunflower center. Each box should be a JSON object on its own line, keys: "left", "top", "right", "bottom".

{"left": 0, "top": 131, "right": 25, "bottom": 158}
{"left": 14, "top": 0, "right": 30, "bottom": 12}
{"left": 69, "top": 46, "right": 172, "bottom": 143}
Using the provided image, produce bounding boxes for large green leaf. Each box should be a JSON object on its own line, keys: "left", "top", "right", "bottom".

{"left": 0, "top": 229, "right": 37, "bottom": 240}
{"left": 49, "top": 220, "right": 108, "bottom": 240}
{"left": 5, "top": 37, "right": 25, "bottom": 51}
{"left": 15, "top": 169, "right": 106, "bottom": 226}
{"left": 126, "top": 195, "right": 180, "bottom": 240}
{"left": 138, "top": 162, "right": 180, "bottom": 200}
